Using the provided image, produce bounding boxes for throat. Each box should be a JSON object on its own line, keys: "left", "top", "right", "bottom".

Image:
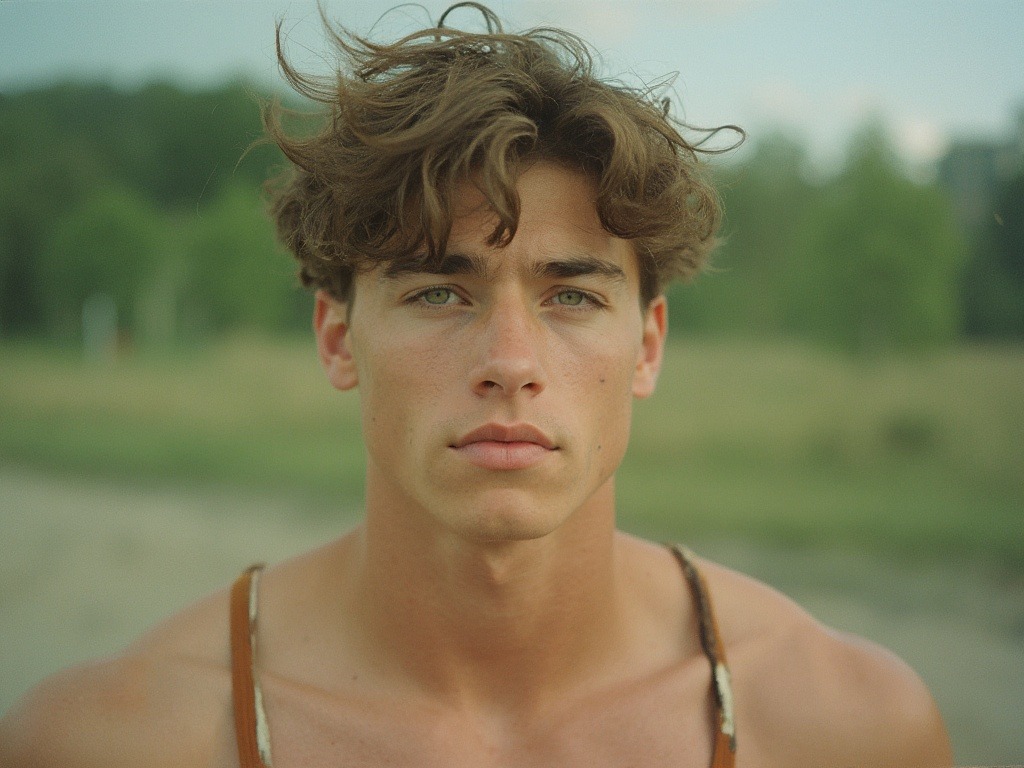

{"left": 351, "top": 524, "right": 630, "bottom": 708}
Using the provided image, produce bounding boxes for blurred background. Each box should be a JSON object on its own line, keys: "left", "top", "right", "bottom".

{"left": 1, "top": 0, "right": 1021, "bottom": 761}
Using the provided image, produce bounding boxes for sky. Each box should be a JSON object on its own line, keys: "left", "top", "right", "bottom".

{"left": 2, "top": 0, "right": 1023, "bottom": 170}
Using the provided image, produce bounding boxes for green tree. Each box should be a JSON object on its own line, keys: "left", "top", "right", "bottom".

{"left": 36, "top": 182, "right": 169, "bottom": 344}
{"left": 0, "top": 93, "right": 107, "bottom": 335}
{"left": 0, "top": 80, "right": 293, "bottom": 339}
{"left": 181, "top": 184, "right": 304, "bottom": 335}
{"left": 791, "top": 122, "right": 966, "bottom": 355}
{"left": 669, "top": 130, "right": 817, "bottom": 336}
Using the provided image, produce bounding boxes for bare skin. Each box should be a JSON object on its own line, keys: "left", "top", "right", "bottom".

{"left": 0, "top": 164, "right": 952, "bottom": 768}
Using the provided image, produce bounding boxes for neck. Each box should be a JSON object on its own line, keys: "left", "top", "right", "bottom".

{"left": 344, "top": 481, "right": 629, "bottom": 713}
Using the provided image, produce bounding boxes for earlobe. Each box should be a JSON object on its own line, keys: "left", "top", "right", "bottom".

{"left": 313, "top": 290, "right": 358, "bottom": 391}
{"left": 633, "top": 296, "right": 667, "bottom": 399}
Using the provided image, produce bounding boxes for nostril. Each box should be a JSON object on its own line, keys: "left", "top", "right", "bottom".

{"left": 472, "top": 340, "right": 544, "bottom": 395}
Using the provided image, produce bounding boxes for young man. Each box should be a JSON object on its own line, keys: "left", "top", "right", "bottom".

{"left": 1, "top": 5, "right": 952, "bottom": 766}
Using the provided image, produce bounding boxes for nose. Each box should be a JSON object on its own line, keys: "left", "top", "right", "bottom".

{"left": 470, "top": 296, "right": 546, "bottom": 398}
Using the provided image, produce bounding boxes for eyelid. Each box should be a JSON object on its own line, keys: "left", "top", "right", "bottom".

{"left": 548, "top": 286, "right": 606, "bottom": 309}
{"left": 403, "top": 284, "right": 607, "bottom": 309}
{"left": 406, "top": 283, "right": 466, "bottom": 306}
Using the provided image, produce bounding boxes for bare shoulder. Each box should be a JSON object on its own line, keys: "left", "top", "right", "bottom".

{"left": 696, "top": 556, "right": 953, "bottom": 768}
{"left": 0, "top": 587, "right": 235, "bottom": 768}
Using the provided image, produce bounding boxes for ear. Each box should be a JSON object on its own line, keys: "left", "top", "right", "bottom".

{"left": 313, "top": 289, "right": 358, "bottom": 391}
{"left": 632, "top": 295, "right": 667, "bottom": 399}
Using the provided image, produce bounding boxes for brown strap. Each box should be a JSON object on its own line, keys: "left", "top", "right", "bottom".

{"left": 229, "top": 554, "right": 730, "bottom": 767}
{"left": 670, "top": 544, "right": 737, "bottom": 768}
{"left": 230, "top": 564, "right": 272, "bottom": 768}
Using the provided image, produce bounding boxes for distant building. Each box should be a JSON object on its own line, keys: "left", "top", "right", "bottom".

{"left": 937, "top": 105, "right": 1024, "bottom": 339}
{"left": 938, "top": 106, "right": 1024, "bottom": 235}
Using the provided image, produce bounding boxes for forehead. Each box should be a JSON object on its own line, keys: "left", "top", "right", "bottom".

{"left": 423, "top": 162, "right": 640, "bottom": 281}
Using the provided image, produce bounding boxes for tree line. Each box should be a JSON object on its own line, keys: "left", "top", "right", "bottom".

{"left": 1, "top": 80, "right": 1020, "bottom": 354}
{"left": 0, "top": 80, "right": 307, "bottom": 349}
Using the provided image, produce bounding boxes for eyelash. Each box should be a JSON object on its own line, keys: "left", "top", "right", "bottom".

{"left": 550, "top": 288, "right": 604, "bottom": 310}
{"left": 406, "top": 285, "right": 605, "bottom": 310}
{"left": 407, "top": 285, "right": 464, "bottom": 307}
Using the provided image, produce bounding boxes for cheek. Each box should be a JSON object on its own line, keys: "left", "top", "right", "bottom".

{"left": 356, "top": 340, "right": 455, "bottom": 439}
{"left": 560, "top": 342, "right": 638, "bottom": 452}
{"left": 355, "top": 321, "right": 438, "bottom": 391}
{"left": 571, "top": 335, "right": 640, "bottom": 396}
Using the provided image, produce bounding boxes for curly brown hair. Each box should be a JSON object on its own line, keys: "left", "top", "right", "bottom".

{"left": 265, "top": 2, "right": 741, "bottom": 305}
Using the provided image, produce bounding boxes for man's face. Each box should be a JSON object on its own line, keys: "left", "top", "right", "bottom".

{"left": 315, "top": 162, "right": 666, "bottom": 543}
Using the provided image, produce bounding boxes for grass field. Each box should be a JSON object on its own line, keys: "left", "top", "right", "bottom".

{"left": 1, "top": 335, "right": 1022, "bottom": 568}
{"left": 2, "top": 465, "right": 1022, "bottom": 763}
{"left": 2, "top": 337, "right": 1023, "bottom": 761}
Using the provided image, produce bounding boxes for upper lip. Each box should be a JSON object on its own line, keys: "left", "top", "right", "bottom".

{"left": 452, "top": 423, "right": 557, "bottom": 450}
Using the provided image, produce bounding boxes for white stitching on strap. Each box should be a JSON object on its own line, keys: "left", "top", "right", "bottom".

{"left": 715, "top": 661, "right": 736, "bottom": 741}
{"left": 248, "top": 569, "right": 274, "bottom": 767}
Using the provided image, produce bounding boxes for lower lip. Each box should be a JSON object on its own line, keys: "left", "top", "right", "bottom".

{"left": 453, "top": 441, "right": 553, "bottom": 470}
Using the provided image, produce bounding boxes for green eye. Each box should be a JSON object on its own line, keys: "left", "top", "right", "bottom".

{"left": 555, "top": 290, "right": 585, "bottom": 306}
{"left": 422, "top": 288, "right": 454, "bottom": 305}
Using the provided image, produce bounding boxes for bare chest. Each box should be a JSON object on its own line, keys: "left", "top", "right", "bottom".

{"left": 237, "top": 670, "right": 719, "bottom": 768}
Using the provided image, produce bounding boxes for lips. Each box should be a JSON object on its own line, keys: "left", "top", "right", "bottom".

{"left": 452, "top": 423, "right": 556, "bottom": 450}
{"left": 450, "top": 423, "right": 557, "bottom": 470}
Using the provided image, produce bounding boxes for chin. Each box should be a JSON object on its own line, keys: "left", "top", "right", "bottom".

{"left": 445, "top": 494, "right": 569, "bottom": 543}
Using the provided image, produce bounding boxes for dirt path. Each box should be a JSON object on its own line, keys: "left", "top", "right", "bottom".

{"left": 1, "top": 466, "right": 1021, "bottom": 763}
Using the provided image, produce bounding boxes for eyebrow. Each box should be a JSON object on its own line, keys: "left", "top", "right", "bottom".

{"left": 531, "top": 255, "right": 627, "bottom": 282}
{"left": 383, "top": 252, "right": 626, "bottom": 283}
{"left": 382, "top": 252, "right": 488, "bottom": 280}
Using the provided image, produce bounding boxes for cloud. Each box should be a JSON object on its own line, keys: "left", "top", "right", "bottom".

{"left": 511, "top": 0, "right": 777, "bottom": 43}
{"left": 834, "top": 85, "right": 884, "bottom": 122}
{"left": 892, "top": 116, "right": 948, "bottom": 165}
{"left": 746, "top": 78, "right": 951, "bottom": 167}
{"left": 749, "top": 79, "right": 814, "bottom": 125}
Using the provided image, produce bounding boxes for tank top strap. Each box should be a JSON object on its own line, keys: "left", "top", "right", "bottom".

{"left": 229, "top": 554, "right": 733, "bottom": 768}
{"left": 669, "top": 544, "right": 737, "bottom": 768}
{"left": 230, "top": 564, "right": 273, "bottom": 767}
